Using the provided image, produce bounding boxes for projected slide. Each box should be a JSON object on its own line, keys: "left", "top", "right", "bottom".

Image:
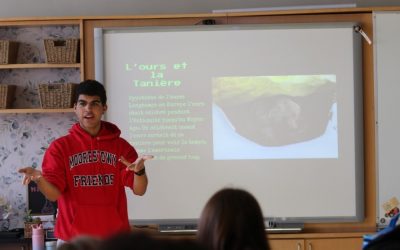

{"left": 212, "top": 75, "right": 338, "bottom": 160}
{"left": 124, "top": 71, "right": 338, "bottom": 161}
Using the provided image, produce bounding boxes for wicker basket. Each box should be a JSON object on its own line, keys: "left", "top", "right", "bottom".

{"left": 0, "top": 84, "right": 16, "bottom": 109}
{"left": 38, "top": 83, "right": 78, "bottom": 109}
{"left": 44, "top": 39, "right": 79, "bottom": 64}
{"left": 0, "top": 40, "right": 19, "bottom": 64}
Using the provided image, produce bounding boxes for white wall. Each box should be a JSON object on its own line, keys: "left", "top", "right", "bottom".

{"left": 373, "top": 11, "right": 400, "bottom": 228}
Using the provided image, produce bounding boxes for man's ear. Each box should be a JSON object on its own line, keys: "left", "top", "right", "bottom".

{"left": 103, "top": 104, "right": 108, "bottom": 113}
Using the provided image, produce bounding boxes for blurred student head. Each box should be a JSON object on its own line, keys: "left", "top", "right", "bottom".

{"left": 197, "top": 188, "right": 270, "bottom": 250}
{"left": 364, "top": 225, "right": 400, "bottom": 250}
{"left": 99, "top": 231, "right": 208, "bottom": 250}
{"left": 57, "top": 235, "right": 102, "bottom": 250}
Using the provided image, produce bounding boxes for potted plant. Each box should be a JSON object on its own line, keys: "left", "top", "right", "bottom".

{"left": 23, "top": 209, "right": 41, "bottom": 238}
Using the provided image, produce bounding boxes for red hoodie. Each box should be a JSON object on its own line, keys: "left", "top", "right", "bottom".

{"left": 42, "top": 121, "right": 137, "bottom": 241}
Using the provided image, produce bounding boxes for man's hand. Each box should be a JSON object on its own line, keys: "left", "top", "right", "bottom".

{"left": 18, "top": 167, "right": 42, "bottom": 185}
{"left": 119, "top": 155, "right": 152, "bottom": 195}
{"left": 119, "top": 155, "right": 154, "bottom": 173}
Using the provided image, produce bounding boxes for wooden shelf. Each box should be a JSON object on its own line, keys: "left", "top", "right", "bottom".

{"left": 0, "top": 108, "right": 74, "bottom": 114}
{"left": 0, "top": 63, "right": 80, "bottom": 69}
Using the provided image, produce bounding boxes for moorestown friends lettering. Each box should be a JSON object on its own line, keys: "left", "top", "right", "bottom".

{"left": 73, "top": 174, "right": 115, "bottom": 187}
{"left": 69, "top": 150, "right": 117, "bottom": 168}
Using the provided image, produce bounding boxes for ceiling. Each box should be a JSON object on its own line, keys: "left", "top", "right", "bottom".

{"left": 1, "top": 0, "right": 400, "bottom": 18}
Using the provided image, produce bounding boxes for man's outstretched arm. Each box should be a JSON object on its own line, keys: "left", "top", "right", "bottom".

{"left": 18, "top": 167, "right": 61, "bottom": 202}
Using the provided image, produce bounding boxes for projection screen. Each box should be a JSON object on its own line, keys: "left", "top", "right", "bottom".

{"left": 94, "top": 23, "right": 364, "bottom": 225}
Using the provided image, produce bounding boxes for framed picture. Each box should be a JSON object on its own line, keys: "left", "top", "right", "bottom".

{"left": 27, "top": 182, "right": 57, "bottom": 215}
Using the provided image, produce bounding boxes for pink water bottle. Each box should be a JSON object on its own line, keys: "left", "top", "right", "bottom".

{"left": 32, "top": 224, "right": 45, "bottom": 250}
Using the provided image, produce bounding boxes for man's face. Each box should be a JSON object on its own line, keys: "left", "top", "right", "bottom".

{"left": 74, "top": 94, "right": 107, "bottom": 136}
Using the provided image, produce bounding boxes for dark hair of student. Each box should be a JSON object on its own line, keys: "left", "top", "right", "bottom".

{"left": 99, "top": 231, "right": 209, "bottom": 250}
{"left": 75, "top": 79, "right": 107, "bottom": 105}
{"left": 197, "top": 188, "right": 270, "bottom": 250}
{"left": 57, "top": 235, "right": 102, "bottom": 250}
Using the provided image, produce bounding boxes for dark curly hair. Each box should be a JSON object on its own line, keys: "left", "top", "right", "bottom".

{"left": 75, "top": 79, "right": 107, "bottom": 105}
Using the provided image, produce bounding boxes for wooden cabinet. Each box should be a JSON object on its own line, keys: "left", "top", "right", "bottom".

{"left": 270, "top": 239, "right": 304, "bottom": 250}
{"left": 147, "top": 229, "right": 368, "bottom": 250}
{"left": 304, "top": 237, "right": 362, "bottom": 250}
{"left": 268, "top": 232, "right": 365, "bottom": 250}
{"left": 0, "top": 19, "right": 82, "bottom": 113}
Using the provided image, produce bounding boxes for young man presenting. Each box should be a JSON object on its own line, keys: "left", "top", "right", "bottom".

{"left": 19, "top": 80, "right": 152, "bottom": 241}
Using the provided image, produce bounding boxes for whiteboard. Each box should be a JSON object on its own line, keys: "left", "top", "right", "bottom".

{"left": 95, "top": 23, "right": 364, "bottom": 225}
{"left": 374, "top": 11, "right": 400, "bottom": 227}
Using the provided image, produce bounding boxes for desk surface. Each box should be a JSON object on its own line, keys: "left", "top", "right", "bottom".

{"left": 0, "top": 237, "right": 30, "bottom": 244}
{"left": 0, "top": 229, "right": 29, "bottom": 244}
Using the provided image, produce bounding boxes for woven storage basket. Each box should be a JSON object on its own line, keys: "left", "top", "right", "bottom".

{"left": 0, "top": 40, "right": 19, "bottom": 64}
{"left": 38, "top": 83, "right": 78, "bottom": 108}
{"left": 0, "top": 84, "right": 16, "bottom": 109}
{"left": 44, "top": 39, "right": 79, "bottom": 64}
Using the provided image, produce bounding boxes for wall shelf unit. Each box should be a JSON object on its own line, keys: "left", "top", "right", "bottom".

{"left": 0, "top": 19, "right": 82, "bottom": 111}
{"left": 0, "top": 108, "right": 74, "bottom": 114}
{"left": 0, "top": 63, "right": 80, "bottom": 69}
